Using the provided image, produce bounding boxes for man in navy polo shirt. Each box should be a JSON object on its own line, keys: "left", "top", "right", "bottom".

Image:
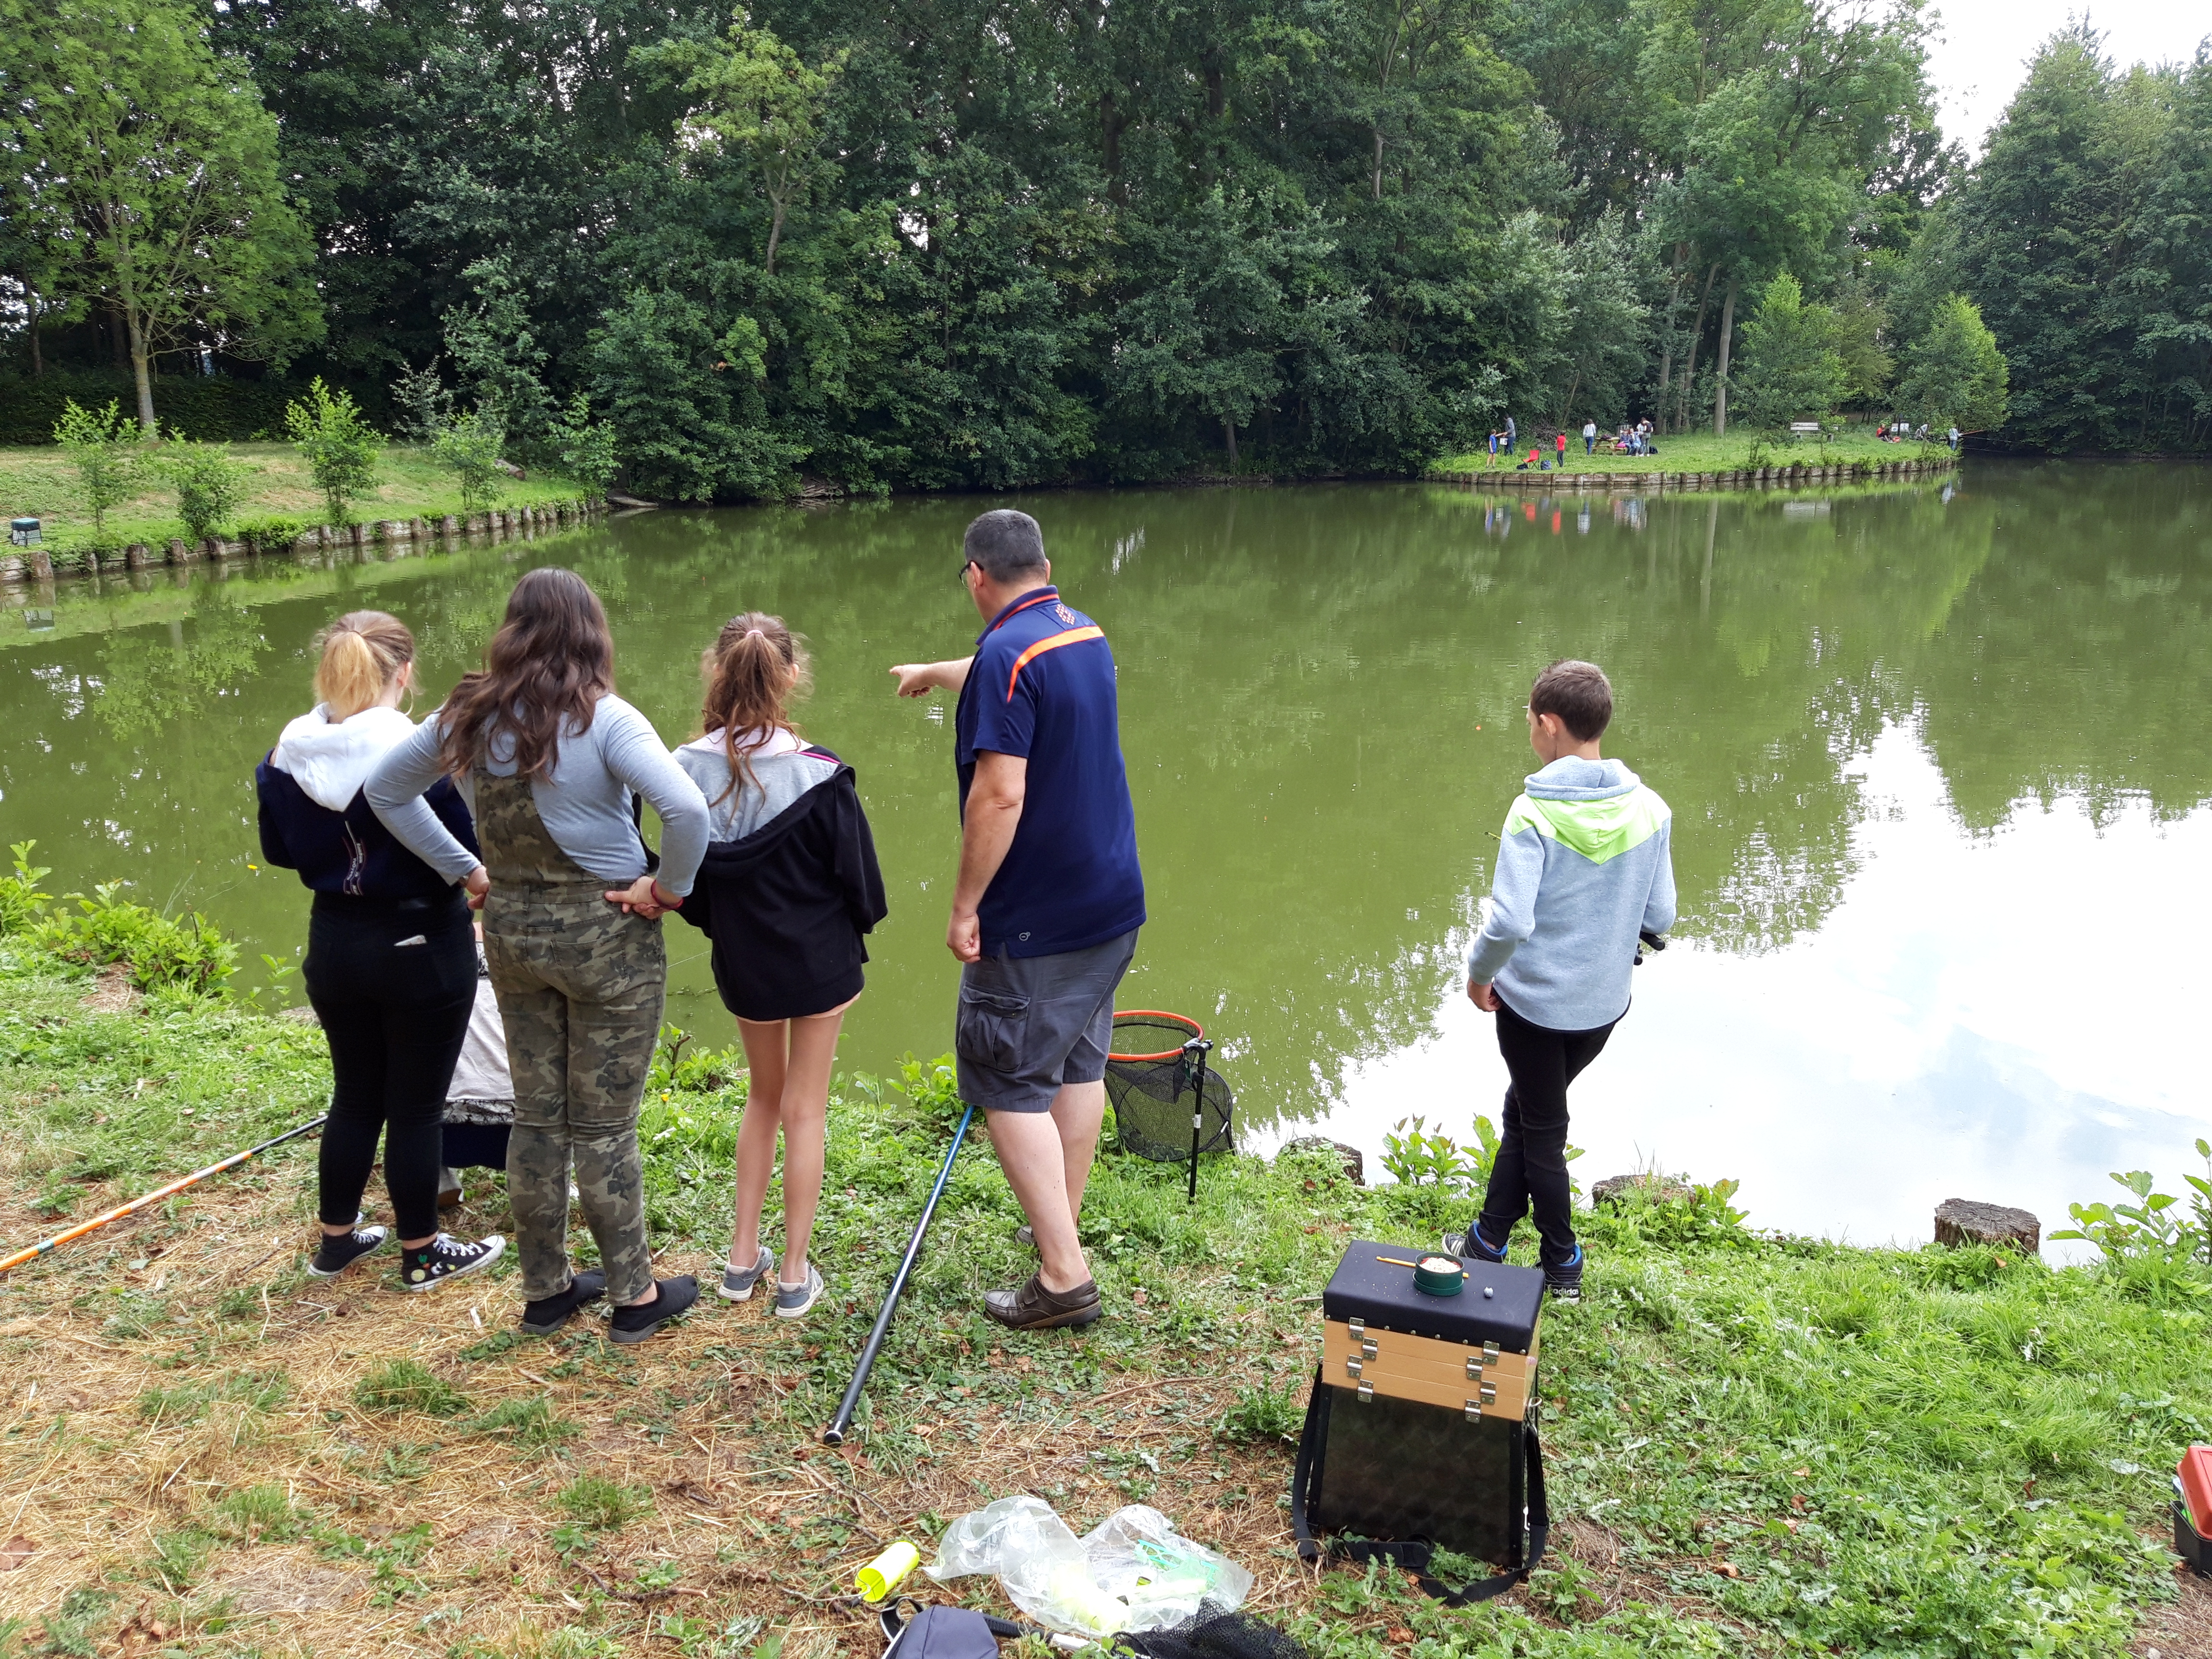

{"left": 890, "top": 509, "right": 1144, "bottom": 1330}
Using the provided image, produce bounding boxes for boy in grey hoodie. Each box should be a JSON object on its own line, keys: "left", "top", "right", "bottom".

{"left": 1457, "top": 660, "right": 1675, "bottom": 1300}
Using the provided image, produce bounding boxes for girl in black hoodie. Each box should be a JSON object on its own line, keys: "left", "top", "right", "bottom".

{"left": 673, "top": 614, "right": 886, "bottom": 1320}
{"left": 256, "top": 612, "right": 505, "bottom": 1290}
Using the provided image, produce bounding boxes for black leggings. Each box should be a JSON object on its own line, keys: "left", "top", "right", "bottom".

{"left": 1474, "top": 997, "right": 1617, "bottom": 1264}
{"left": 303, "top": 894, "right": 476, "bottom": 1242}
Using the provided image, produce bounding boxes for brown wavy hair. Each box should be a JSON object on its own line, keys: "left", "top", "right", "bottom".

{"left": 436, "top": 567, "right": 615, "bottom": 781}
{"left": 698, "top": 612, "right": 809, "bottom": 805}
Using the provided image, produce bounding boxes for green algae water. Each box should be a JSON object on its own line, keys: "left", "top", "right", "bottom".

{"left": 5, "top": 462, "right": 2208, "bottom": 1252}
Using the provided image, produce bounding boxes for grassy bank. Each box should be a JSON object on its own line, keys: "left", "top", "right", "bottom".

{"left": 0, "top": 444, "right": 591, "bottom": 562}
{"left": 0, "top": 886, "right": 2208, "bottom": 1657}
{"left": 1431, "top": 428, "right": 1952, "bottom": 477}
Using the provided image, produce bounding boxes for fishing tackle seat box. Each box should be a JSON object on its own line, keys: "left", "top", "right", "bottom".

{"left": 1292, "top": 1240, "right": 1549, "bottom": 1602}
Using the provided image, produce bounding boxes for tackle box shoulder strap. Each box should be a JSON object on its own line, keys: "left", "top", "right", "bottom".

{"left": 1289, "top": 1364, "right": 1550, "bottom": 1608}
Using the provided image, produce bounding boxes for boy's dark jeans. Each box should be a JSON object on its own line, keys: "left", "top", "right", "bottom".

{"left": 1473, "top": 998, "right": 1617, "bottom": 1265}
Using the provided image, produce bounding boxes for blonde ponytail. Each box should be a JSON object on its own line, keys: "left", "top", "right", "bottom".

{"left": 313, "top": 611, "right": 416, "bottom": 719}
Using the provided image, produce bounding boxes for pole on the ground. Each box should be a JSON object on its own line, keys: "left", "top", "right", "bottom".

{"left": 0, "top": 1113, "right": 328, "bottom": 1275}
{"left": 822, "top": 1101, "right": 977, "bottom": 1446}
{"left": 1182, "top": 1036, "right": 1213, "bottom": 1204}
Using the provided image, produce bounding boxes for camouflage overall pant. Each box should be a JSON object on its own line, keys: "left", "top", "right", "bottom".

{"left": 476, "top": 769, "right": 664, "bottom": 1305}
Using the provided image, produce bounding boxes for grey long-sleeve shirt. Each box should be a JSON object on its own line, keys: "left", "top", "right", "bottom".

{"left": 366, "top": 694, "right": 710, "bottom": 896}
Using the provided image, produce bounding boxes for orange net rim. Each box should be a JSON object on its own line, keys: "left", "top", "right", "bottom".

{"left": 1107, "top": 1009, "right": 1204, "bottom": 1063}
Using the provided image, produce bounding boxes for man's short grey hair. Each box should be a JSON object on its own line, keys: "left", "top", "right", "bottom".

{"left": 964, "top": 510, "right": 1047, "bottom": 581}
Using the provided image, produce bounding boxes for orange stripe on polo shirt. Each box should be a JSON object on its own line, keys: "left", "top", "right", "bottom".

{"left": 1006, "top": 625, "right": 1105, "bottom": 700}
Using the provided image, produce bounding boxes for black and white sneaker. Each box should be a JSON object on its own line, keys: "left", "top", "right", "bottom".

{"left": 1542, "top": 1243, "right": 1585, "bottom": 1303}
{"left": 398, "top": 1232, "right": 506, "bottom": 1292}
{"left": 308, "top": 1217, "right": 388, "bottom": 1278}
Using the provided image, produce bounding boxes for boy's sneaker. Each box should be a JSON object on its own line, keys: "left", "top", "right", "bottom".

{"left": 308, "top": 1217, "right": 388, "bottom": 1278}
{"left": 720, "top": 1245, "right": 777, "bottom": 1302}
{"left": 399, "top": 1233, "right": 505, "bottom": 1292}
{"left": 1446, "top": 1224, "right": 1509, "bottom": 1265}
{"left": 774, "top": 1263, "right": 824, "bottom": 1320}
{"left": 519, "top": 1269, "right": 608, "bottom": 1335}
{"left": 610, "top": 1275, "right": 699, "bottom": 1344}
{"left": 1542, "top": 1243, "right": 1585, "bottom": 1303}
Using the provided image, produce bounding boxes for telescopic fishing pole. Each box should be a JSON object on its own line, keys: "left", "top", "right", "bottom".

{"left": 0, "top": 1113, "right": 328, "bottom": 1275}
{"left": 823, "top": 1101, "right": 976, "bottom": 1446}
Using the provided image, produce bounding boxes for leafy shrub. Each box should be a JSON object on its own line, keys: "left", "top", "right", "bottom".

{"left": 53, "top": 397, "right": 142, "bottom": 541}
{"left": 0, "top": 840, "right": 52, "bottom": 934}
{"left": 2054, "top": 1154, "right": 2212, "bottom": 1265}
{"left": 430, "top": 405, "right": 508, "bottom": 510}
{"left": 552, "top": 391, "right": 619, "bottom": 504}
{"left": 153, "top": 434, "right": 253, "bottom": 541}
{"left": 34, "top": 881, "right": 237, "bottom": 994}
{"left": 1380, "top": 1114, "right": 1502, "bottom": 1190}
{"left": 233, "top": 514, "right": 307, "bottom": 553}
{"left": 645, "top": 1024, "right": 741, "bottom": 1095}
{"left": 893, "top": 1052, "right": 964, "bottom": 1127}
{"left": 353, "top": 1358, "right": 467, "bottom": 1417}
{"left": 284, "top": 377, "right": 383, "bottom": 525}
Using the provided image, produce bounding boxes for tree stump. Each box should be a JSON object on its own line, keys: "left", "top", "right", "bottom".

{"left": 1934, "top": 1198, "right": 2039, "bottom": 1254}
{"left": 1281, "top": 1137, "right": 1364, "bottom": 1186}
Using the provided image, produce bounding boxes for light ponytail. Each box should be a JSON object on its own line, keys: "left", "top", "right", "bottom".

{"left": 313, "top": 610, "right": 416, "bottom": 720}
{"left": 698, "top": 612, "right": 809, "bottom": 805}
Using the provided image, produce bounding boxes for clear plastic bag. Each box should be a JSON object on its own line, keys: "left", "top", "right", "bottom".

{"left": 925, "top": 1496, "right": 1251, "bottom": 1637}
{"left": 926, "top": 1495, "right": 1130, "bottom": 1638}
{"left": 1079, "top": 1505, "right": 1254, "bottom": 1632}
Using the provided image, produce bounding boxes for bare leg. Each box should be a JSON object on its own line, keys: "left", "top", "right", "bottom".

{"left": 1053, "top": 1079, "right": 1106, "bottom": 1226}
{"left": 729, "top": 1019, "right": 788, "bottom": 1272}
{"left": 770, "top": 1007, "right": 846, "bottom": 1283}
{"left": 988, "top": 1106, "right": 1092, "bottom": 1293}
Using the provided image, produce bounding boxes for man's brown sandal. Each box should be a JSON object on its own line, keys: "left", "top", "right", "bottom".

{"left": 984, "top": 1272, "right": 1101, "bottom": 1330}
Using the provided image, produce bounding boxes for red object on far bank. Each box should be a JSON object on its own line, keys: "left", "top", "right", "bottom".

{"left": 2182, "top": 1445, "right": 2212, "bottom": 1534}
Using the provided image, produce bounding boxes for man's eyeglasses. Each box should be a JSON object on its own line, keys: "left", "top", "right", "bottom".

{"left": 956, "top": 559, "right": 976, "bottom": 586}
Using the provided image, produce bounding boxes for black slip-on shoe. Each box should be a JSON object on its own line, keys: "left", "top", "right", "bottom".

{"left": 610, "top": 1275, "right": 699, "bottom": 1344}
{"left": 519, "top": 1269, "right": 608, "bottom": 1335}
{"left": 983, "top": 1273, "right": 1101, "bottom": 1331}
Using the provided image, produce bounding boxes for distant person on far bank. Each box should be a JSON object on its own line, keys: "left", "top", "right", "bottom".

{"left": 890, "top": 510, "right": 1144, "bottom": 1332}
{"left": 1453, "top": 660, "right": 1674, "bottom": 1303}
{"left": 1582, "top": 420, "right": 1597, "bottom": 455}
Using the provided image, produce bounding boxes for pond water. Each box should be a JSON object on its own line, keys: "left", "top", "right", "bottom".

{"left": 5, "top": 463, "right": 2209, "bottom": 1254}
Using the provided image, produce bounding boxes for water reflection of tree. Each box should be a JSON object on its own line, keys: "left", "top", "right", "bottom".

{"left": 93, "top": 597, "right": 272, "bottom": 741}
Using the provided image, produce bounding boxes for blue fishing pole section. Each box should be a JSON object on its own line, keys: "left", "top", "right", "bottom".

{"left": 823, "top": 1100, "right": 977, "bottom": 1445}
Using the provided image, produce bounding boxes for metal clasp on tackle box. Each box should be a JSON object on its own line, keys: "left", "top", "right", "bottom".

{"left": 1483, "top": 1341, "right": 1501, "bottom": 1363}
{"left": 1461, "top": 1381, "right": 1497, "bottom": 1419}
{"left": 1347, "top": 1318, "right": 1365, "bottom": 1341}
{"left": 1356, "top": 1379, "right": 1374, "bottom": 1403}
{"left": 1464, "top": 1354, "right": 1483, "bottom": 1382}
{"left": 1344, "top": 1358, "right": 1363, "bottom": 1380}
{"left": 1358, "top": 1336, "right": 1378, "bottom": 1360}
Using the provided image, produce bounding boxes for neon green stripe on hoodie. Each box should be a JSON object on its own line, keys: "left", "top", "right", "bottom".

{"left": 1468, "top": 757, "right": 1677, "bottom": 1030}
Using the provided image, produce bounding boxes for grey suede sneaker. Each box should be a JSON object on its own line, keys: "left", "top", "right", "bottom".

{"left": 773, "top": 1263, "right": 824, "bottom": 1320}
{"left": 720, "top": 1244, "right": 777, "bottom": 1302}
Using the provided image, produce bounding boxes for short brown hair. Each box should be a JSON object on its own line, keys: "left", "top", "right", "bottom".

{"left": 1529, "top": 659, "right": 1612, "bottom": 741}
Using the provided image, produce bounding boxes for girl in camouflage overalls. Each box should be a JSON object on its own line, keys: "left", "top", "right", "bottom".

{"left": 369, "top": 569, "right": 712, "bottom": 1343}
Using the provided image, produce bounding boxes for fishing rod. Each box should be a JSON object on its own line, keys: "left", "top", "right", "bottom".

{"left": 0, "top": 1113, "right": 328, "bottom": 1275}
{"left": 823, "top": 1101, "right": 976, "bottom": 1446}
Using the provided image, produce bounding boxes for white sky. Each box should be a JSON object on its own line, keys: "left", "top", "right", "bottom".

{"left": 1926, "top": 0, "right": 2210, "bottom": 156}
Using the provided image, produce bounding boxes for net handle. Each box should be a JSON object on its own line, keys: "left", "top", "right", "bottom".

{"left": 1107, "top": 1009, "right": 1205, "bottom": 1063}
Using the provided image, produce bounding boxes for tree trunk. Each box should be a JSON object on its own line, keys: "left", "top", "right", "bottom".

{"left": 1223, "top": 418, "right": 1238, "bottom": 468}
{"left": 109, "top": 306, "right": 129, "bottom": 371}
{"left": 1712, "top": 276, "right": 1738, "bottom": 437}
{"left": 765, "top": 196, "right": 787, "bottom": 277}
{"left": 1678, "top": 263, "right": 1719, "bottom": 433}
{"left": 1372, "top": 127, "right": 1384, "bottom": 200}
{"left": 125, "top": 307, "right": 158, "bottom": 436}
{"left": 28, "top": 309, "right": 40, "bottom": 378}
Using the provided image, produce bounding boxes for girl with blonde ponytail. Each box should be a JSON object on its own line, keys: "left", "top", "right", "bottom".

{"left": 673, "top": 613, "right": 887, "bottom": 1319}
{"left": 256, "top": 613, "right": 505, "bottom": 1289}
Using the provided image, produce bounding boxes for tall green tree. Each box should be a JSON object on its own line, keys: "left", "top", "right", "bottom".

{"left": 1734, "top": 271, "right": 1844, "bottom": 429}
{"left": 0, "top": 0, "right": 321, "bottom": 433}
{"left": 1895, "top": 293, "right": 2009, "bottom": 434}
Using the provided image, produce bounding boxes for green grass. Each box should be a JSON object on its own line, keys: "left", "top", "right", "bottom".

{"left": 0, "top": 440, "right": 592, "bottom": 559}
{"left": 1433, "top": 425, "right": 1954, "bottom": 476}
{"left": 3, "top": 895, "right": 2209, "bottom": 1655}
